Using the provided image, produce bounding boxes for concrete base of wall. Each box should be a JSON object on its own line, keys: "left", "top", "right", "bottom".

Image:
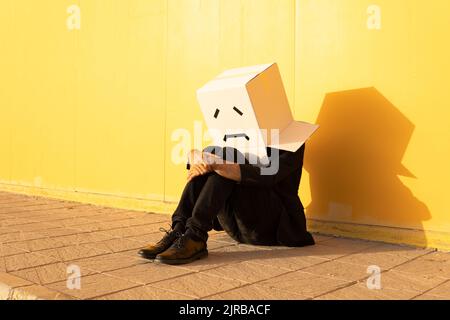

{"left": 1, "top": 182, "right": 449, "bottom": 252}
{"left": 0, "top": 182, "right": 177, "bottom": 216}
{"left": 308, "top": 219, "right": 450, "bottom": 252}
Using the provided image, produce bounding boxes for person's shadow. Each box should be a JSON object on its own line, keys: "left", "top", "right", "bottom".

{"left": 304, "top": 87, "right": 431, "bottom": 247}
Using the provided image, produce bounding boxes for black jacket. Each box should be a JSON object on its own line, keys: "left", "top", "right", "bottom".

{"left": 207, "top": 145, "right": 315, "bottom": 247}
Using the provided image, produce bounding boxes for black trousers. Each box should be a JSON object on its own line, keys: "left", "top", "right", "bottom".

{"left": 171, "top": 171, "right": 284, "bottom": 245}
{"left": 171, "top": 173, "right": 234, "bottom": 242}
{"left": 172, "top": 146, "right": 289, "bottom": 244}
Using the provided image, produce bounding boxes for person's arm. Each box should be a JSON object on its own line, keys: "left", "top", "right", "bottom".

{"left": 186, "top": 149, "right": 212, "bottom": 182}
{"left": 185, "top": 146, "right": 306, "bottom": 186}
{"left": 239, "top": 146, "right": 305, "bottom": 188}
{"left": 201, "top": 148, "right": 242, "bottom": 182}
{"left": 186, "top": 163, "right": 212, "bottom": 182}
{"left": 211, "top": 162, "right": 241, "bottom": 182}
{"left": 186, "top": 148, "right": 242, "bottom": 182}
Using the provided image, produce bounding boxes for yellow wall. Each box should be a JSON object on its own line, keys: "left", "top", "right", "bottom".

{"left": 1, "top": 0, "right": 449, "bottom": 250}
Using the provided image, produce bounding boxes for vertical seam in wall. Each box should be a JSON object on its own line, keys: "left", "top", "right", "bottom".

{"left": 338, "top": 2, "right": 343, "bottom": 89}
{"left": 8, "top": 2, "right": 13, "bottom": 182}
{"left": 240, "top": 1, "right": 245, "bottom": 64}
{"left": 293, "top": 0, "right": 297, "bottom": 118}
{"left": 407, "top": 2, "right": 414, "bottom": 106}
{"left": 218, "top": 0, "right": 222, "bottom": 66}
{"left": 73, "top": 0, "right": 81, "bottom": 192}
{"left": 162, "top": 0, "right": 169, "bottom": 202}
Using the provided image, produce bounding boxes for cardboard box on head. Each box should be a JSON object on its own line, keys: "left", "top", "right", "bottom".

{"left": 197, "top": 63, "right": 319, "bottom": 165}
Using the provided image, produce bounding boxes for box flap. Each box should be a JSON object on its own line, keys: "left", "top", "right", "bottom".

{"left": 197, "top": 63, "right": 274, "bottom": 94}
{"left": 216, "top": 63, "right": 274, "bottom": 79}
{"left": 269, "top": 121, "right": 320, "bottom": 152}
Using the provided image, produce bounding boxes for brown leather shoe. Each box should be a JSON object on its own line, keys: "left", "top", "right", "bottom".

{"left": 138, "top": 228, "right": 182, "bottom": 260}
{"left": 155, "top": 234, "right": 208, "bottom": 265}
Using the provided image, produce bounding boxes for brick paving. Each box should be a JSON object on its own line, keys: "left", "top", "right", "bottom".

{"left": 0, "top": 191, "right": 449, "bottom": 300}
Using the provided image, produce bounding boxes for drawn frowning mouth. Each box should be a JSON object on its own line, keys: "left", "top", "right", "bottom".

{"left": 223, "top": 133, "right": 250, "bottom": 142}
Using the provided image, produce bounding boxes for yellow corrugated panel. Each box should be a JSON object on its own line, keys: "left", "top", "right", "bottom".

{"left": 296, "top": 0, "right": 450, "bottom": 238}
{"left": 75, "top": 0, "right": 166, "bottom": 199}
{"left": 0, "top": 0, "right": 13, "bottom": 182}
{"left": 7, "top": 1, "right": 77, "bottom": 189}
{"left": 165, "top": 0, "right": 296, "bottom": 200}
{"left": 1, "top": 0, "right": 450, "bottom": 249}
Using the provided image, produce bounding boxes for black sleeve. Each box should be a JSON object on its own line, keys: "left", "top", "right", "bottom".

{"left": 239, "top": 146, "right": 305, "bottom": 188}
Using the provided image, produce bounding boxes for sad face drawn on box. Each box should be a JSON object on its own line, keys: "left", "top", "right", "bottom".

{"left": 197, "top": 63, "right": 319, "bottom": 175}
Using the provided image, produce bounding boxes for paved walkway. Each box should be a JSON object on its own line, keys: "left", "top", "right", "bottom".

{"left": 0, "top": 191, "right": 449, "bottom": 300}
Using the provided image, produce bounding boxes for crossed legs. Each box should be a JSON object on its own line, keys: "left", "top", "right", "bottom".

{"left": 171, "top": 172, "right": 236, "bottom": 242}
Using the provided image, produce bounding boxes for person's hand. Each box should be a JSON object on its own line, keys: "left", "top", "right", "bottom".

{"left": 187, "top": 163, "right": 212, "bottom": 182}
{"left": 187, "top": 149, "right": 206, "bottom": 166}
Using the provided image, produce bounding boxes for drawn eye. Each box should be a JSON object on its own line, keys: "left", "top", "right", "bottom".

{"left": 214, "top": 108, "right": 220, "bottom": 119}
{"left": 233, "top": 106, "right": 243, "bottom": 116}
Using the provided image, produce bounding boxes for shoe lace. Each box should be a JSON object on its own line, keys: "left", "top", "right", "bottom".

{"left": 157, "top": 225, "right": 175, "bottom": 244}
{"left": 172, "top": 232, "right": 186, "bottom": 249}
{"left": 159, "top": 226, "right": 172, "bottom": 235}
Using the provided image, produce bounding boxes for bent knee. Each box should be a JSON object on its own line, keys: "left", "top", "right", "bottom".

{"left": 207, "top": 172, "right": 234, "bottom": 185}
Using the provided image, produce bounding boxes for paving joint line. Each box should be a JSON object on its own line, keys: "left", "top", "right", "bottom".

{"left": 409, "top": 278, "right": 450, "bottom": 300}
{"left": 311, "top": 248, "right": 440, "bottom": 299}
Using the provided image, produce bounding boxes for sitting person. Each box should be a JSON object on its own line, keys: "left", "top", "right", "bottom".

{"left": 138, "top": 145, "right": 315, "bottom": 265}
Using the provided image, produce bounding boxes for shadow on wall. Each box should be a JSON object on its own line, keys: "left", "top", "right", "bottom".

{"left": 304, "top": 87, "right": 430, "bottom": 247}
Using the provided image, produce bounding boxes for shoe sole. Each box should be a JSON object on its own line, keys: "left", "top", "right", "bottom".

{"left": 138, "top": 252, "right": 157, "bottom": 260}
{"left": 154, "top": 250, "right": 208, "bottom": 265}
